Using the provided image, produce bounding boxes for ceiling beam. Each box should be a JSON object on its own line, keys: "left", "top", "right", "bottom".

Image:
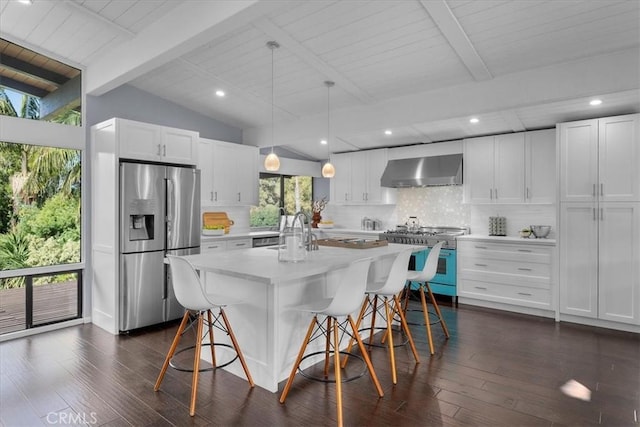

{"left": 420, "top": 0, "right": 492, "bottom": 81}
{"left": 85, "top": 1, "right": 289, "bottom": 95}
{"left": 0, "top": 76, "right": 48, "bottom": 98}
{"left": 0, "top": 54, "right": 68, "bottom": 86}
{"left": 253, "top": 18, "right": 376, "bottom": 105}
{"left": 62, "top": 0, "right": 136, "bottom": 38}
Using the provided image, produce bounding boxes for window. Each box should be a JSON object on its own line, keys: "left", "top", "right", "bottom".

{"left": 0, "top": 142, "right": 82, "bottom": 335}
{"left": 250, "top": 174, "right": 313, "bottom": 228}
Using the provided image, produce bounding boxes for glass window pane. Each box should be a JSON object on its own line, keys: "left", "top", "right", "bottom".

{"left": 250, "top": 176, "right": 282, "bottom": 227}
{"left": 32, "top": 273, "right": 79, "bottom": 326}
{"left": 0, "top": 278, "right": 26, "bottom": 334}
{"left": 284, "top": 176, "right": 312, "bottom": 216}
{"left": 0, "top": 142, "right": 81, "bottom": 269}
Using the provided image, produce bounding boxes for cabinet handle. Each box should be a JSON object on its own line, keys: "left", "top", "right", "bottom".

{"left": 237, "top": 192, "right": 241, "bottom": 202}
{"left": 600, "top": 207, "right": 603, "bottom": 221}
{"left": 474, "top": 286, "right": 487, "bottom": 290}
{"left": 210, "top": 191, "right": 213, "bottom": 201}
{"left": 163, "top": 144, "right": 166, "bottom": 156}
{"left": 157, "top": 144, "right": 161, "bottom": 156}
{"left": 344, "top": 193, "right": 348, "bottom": 201}
{"left": 474, "top": 263, "right": 488, "bottom": 267}
{"left": 600, "top": 183, "right": 603, "bottom": 197}
{"left": 206, "top": 245, "right": 220, "bottom": 249}
{"left": 592, "top": 183, "right": 596, "bottom": 197}
{"left": 526, "top": 187, "right": 530, "bottom": 199}
{"left": 214, "top": 191, "right": 217, "bottom": 201}
{"left": 517, "top": 292, "right": 532, "bottom": 296}
{"left": 593, "top": 207, "right": 596, "bottom": 221}
{"left": 494, "top": 188, "right": 498, "bottom": 199}
{"left": 517, "top": 267, "right": 532, "bottom": 271}
{"left": 234, "top": 243, "right": 245, "bottom": 247}
{"left": 489, "top": 189, "right": 492, "bottom": 200}
{"left": 475, "top": 245, "right": 487, "bottom": 249}
{"left": 517, "top": 249, "right": 532, "bottom": 253}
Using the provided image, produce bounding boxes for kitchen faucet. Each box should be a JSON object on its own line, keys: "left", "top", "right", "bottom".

{"left": 292, "top": 211, "right": 319, "bottom": 251}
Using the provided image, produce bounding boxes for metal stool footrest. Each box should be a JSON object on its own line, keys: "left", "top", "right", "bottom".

{"left": 402, "top": 308, "right": 444, "bottom": 327}
{"left": 298, "top": 351, "right": 367, "bottom": 383}
{"left": 169, "top": 343, "right": 239, "bottom": 372}
{"left": 357, "top": 325, "right": 410, "bottom": 348}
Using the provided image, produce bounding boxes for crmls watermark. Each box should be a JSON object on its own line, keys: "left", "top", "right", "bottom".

{"left": 46, "top": 411, "right": 98, "bottom": 425}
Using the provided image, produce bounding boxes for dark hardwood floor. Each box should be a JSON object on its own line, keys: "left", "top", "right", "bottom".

{"left": 1, "top": 301, "right": 638, "bottom": 426}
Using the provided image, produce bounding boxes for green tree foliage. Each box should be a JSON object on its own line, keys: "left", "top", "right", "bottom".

{"left": 18, "top": 193, "right": 80, "bottom": 240}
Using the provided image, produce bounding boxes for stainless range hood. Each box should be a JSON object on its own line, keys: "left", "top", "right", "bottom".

{"left": 380, "top": 153, "right": 463, "bottom": 187}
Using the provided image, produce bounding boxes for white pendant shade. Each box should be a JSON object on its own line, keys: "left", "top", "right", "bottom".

{"left": 322, "top": 162, "right": 335, "bottom": 178}
{"left": 264, "top": 152, "right": 280, "bottom": 171}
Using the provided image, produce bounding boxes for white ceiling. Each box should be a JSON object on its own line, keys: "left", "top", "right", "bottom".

{"left": 1, "top": 0, "right": 639, "bottom": 160}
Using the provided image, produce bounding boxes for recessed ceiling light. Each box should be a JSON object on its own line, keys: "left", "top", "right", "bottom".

{"left": 469, "top": 117, "right": 479, "bottom": 124}
{"left": 384, "top": 130, "right": 392, "bottom": 135}
{"left": 18, "top": 0, "right": 33, "bottom": 4}
{"left": 320, "top": 139, "right": 327, "bottom": 145}
{"left": 589, "top": 99, "right": 602, "bottom": 106}
{"left": 215, "top": 90, "right": 225, "bottom": 97}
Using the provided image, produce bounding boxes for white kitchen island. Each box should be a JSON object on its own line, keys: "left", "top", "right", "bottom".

{"left": 181, "top": 243, "right": 423, "bottom": 392}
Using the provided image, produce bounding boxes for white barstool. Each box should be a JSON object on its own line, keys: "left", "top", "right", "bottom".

{"left": 279, "top": 258, "right": 384, "bottom": 427}
{"left": 345, "top": 248, "right": 419, "bottom": 385}
{"left": 154, "top": 255, "right": 254, "bottom": 416}
{"left": 404, "top": 241, "right": 450, "bottom": 355}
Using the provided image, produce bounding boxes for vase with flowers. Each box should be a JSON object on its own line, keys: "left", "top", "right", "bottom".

{"left": 311, "top": 197, "right": 327, "bottom": 228}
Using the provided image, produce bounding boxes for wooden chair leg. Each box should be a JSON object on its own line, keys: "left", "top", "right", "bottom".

{"left": 207, "top": 310, "right": 216, "bottom": 367}
{"left": 347, "top": 315, "right": 384, "bottom": 398}
{"left": 280, "top": 316, "right": 318, "bottom": 403}
{"left": 368, "top": 295, "right": 378, "bottom": 346}
{"left": 393, "top": 294, "right": 420, "bottom": 363}
{"left": 383, "top": 298, "right": 397, "bottom": 384}
{"left": 333, "top": 317, "right": 343, "bottom": 427}
{"left": 189, "top": 312, "right": 204, "bottom": 416}
{"left": 324, "top": 316, "right": 332, "bottom": 378}
{"left": 219, "top": 308, "right": 254, "bottom": 387}
{"left": 341, "top": 296, "right": 370, "bottom": 368}
{"left": 155, "top": 311, "right": 190, "bottom": 391}
{"left": 426, "top": 283, "right": 450, "bottom": 338}
{"left": 419, "top": 284, "right": 435, "bottom": 355}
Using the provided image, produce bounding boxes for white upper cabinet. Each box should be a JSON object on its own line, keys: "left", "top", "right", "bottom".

{"left": 118, "top": 118, "right": 198, "bottom": 165}
{"left": 330, "top": 149, "right": 396, "bottom": 205}
{"left": 464, "top": 133, "right": 525, "bottom": 204}
{"left": 525, "top": 129, "right": 556, "bottom": 204}
{"left": 199, "top": 139, "right": 258, "bottom": 206}
{"left": 559, "top": 114, "right": 640, "bottom": 202}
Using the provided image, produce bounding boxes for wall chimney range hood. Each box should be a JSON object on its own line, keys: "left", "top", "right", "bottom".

{"left": 380, "top": 153, "right": 463, "bottom": 187}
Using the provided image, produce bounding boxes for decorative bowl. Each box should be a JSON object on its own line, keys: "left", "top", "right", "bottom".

{"left": 530, "top": 225, "right": 551, "bottom": 238}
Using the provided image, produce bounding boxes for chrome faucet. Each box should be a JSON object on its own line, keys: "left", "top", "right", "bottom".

{"left": 292, "top": 211, "right": 319, "bottom": 251}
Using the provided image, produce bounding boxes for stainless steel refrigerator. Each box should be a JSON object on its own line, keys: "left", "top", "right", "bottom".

{"left": 119, "top": 162, "right": 200, "bottom": 332}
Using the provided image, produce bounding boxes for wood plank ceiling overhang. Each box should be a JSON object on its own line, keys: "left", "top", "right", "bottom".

{"left": 0, "top": 37, "right": 82, "bottom": 120}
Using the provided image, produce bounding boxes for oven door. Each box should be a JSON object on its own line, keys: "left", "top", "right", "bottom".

{"left": 408, "top": 247, "right": 457, "bottom": 295}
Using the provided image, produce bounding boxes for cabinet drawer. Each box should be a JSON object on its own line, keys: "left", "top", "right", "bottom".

{"left": 458, "top": 240, "right": 552, "bottom": 263}
{"left": 202, "top": 241, "right": 227, "bottom": 253}
{"left": 459, "top": 256, "right": 551, "bottom": 279}
{"left": 227, "top": 239, "right": 251, "bottom": 250}
{"left": 458, "top": 279, "right": 551, "bottom": 309}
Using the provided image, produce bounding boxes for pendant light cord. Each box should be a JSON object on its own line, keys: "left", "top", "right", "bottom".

{"left": 271, "top": 44, "right": 275, "bottom": 155}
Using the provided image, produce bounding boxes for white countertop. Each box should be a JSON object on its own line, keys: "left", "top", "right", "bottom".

{"left": 201, "top": 230, "right": 279, "bottom": 241}
{"left": 458, "top": 234, "right": 556, "bottom": 245}
{"left": 183, "top": 243, "right": 425, "bottom": 284}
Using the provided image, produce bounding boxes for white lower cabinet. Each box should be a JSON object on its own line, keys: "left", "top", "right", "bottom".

{"left": 559, "top": 202, "right": 640, "bottom": 325}
{"left": 457, "top": 239, "right": 555, "bottom": 313}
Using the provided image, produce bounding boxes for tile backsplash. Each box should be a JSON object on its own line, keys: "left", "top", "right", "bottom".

{"left": 396, "top": 186, "right": 470, "bottom": 228}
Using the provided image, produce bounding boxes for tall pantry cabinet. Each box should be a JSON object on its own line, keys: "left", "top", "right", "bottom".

{"left": 558, "top": 114, "right": 640, "bottom": 327}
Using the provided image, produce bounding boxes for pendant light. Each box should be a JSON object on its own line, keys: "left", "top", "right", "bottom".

{"left": 322, "top": 81, "right": 336, "bottom": 178}
{"left": 264, "top": 41, "right": 281, "bottom": 172}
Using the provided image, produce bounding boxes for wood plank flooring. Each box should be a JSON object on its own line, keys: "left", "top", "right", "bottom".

{"left": 1, "top": 301, "right": 638, "bottom": 426}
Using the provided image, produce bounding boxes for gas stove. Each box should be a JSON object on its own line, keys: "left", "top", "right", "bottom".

{"left": 379, "top": 226, "right": 469, "bottom": 249}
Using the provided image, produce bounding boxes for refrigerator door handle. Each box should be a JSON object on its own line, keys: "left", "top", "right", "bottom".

{"left": 166, "top": 178, "right": 174, "bottom": 233}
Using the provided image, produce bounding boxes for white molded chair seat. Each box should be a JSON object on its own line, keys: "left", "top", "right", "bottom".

{"left": 346, "top": 248, "right": 420, "bottom": 385}
{"left": 154, "top": 255, "right": 254, "bottom": 416}
{"left": 403, "top": 241, "right": 450, "bottom": 355}
{"left": 279, "top": 258, "right": 384, "bottom": 427}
